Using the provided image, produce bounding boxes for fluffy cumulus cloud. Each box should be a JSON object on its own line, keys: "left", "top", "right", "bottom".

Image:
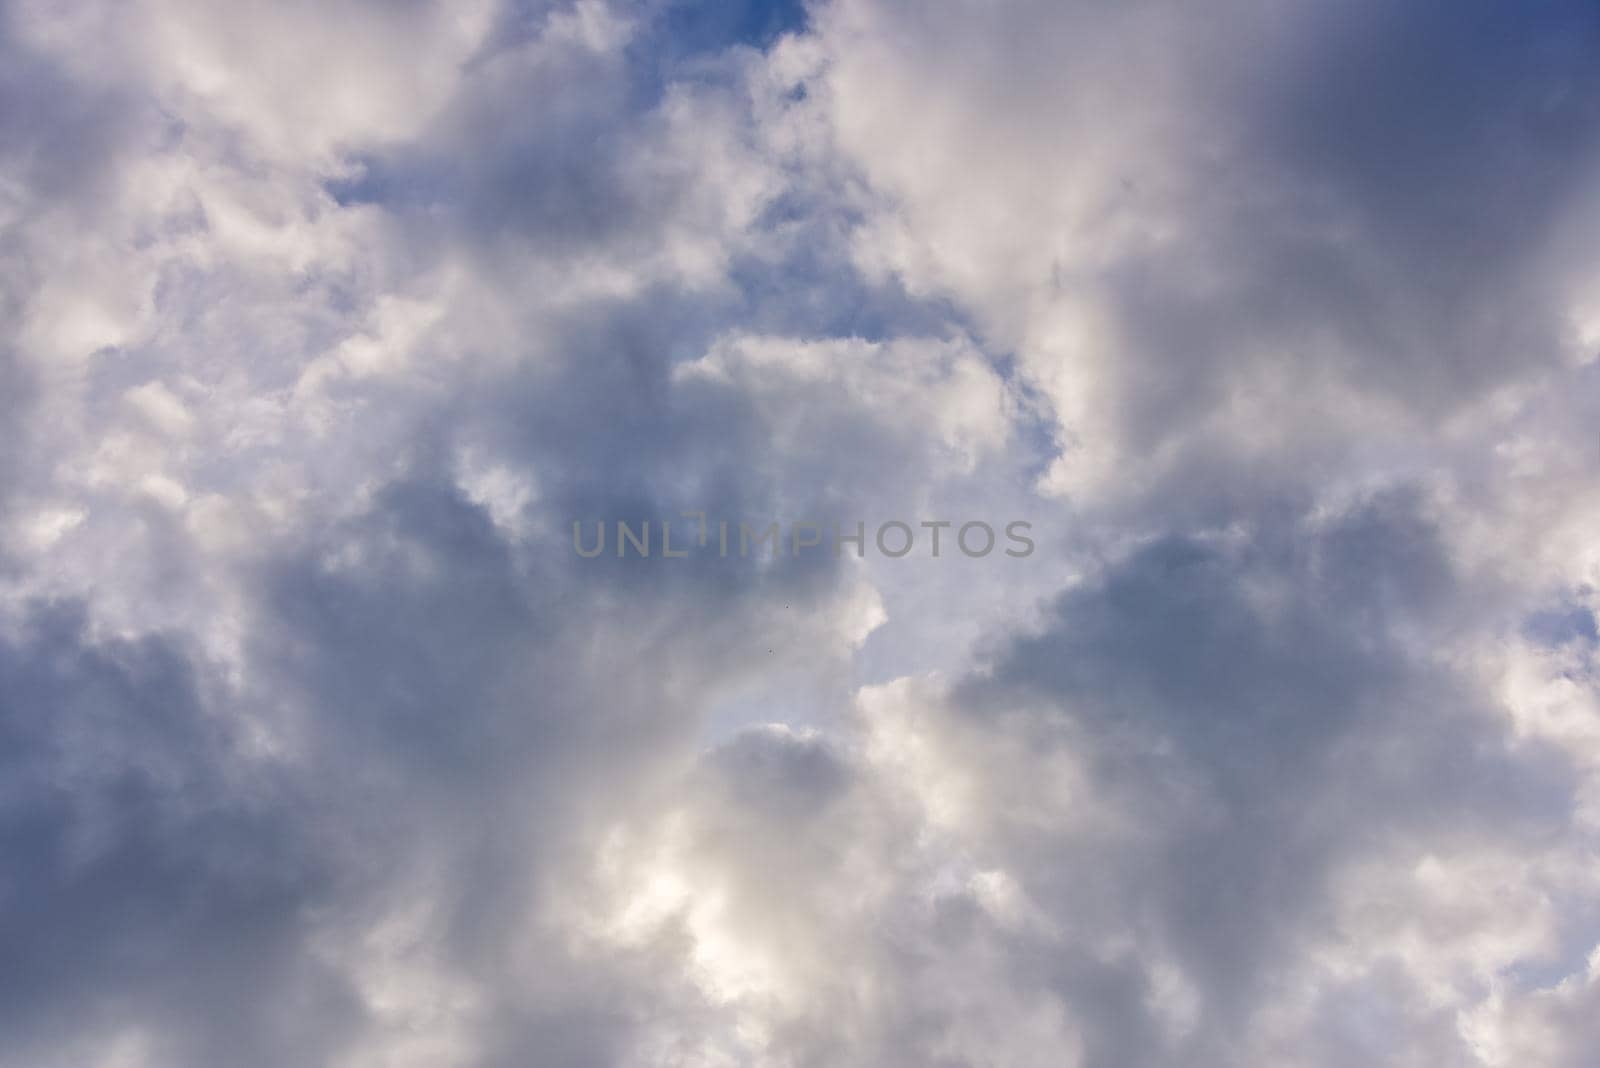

{"left": 2, "top": 0, "right": 1599, "bottom": 1064}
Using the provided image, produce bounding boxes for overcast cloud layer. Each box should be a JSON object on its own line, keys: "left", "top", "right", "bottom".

{"left": 3, "top": 1, "right": 1600, "bottom": 1065}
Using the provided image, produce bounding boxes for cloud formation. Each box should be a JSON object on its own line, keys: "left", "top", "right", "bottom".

{"left": 2, "top": 1, "right": 1599, "bottom": 1065}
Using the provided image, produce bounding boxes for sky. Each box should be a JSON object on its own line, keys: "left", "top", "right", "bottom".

{"left": 2, "top": 0, "right": 1600, "bottom": 1065}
